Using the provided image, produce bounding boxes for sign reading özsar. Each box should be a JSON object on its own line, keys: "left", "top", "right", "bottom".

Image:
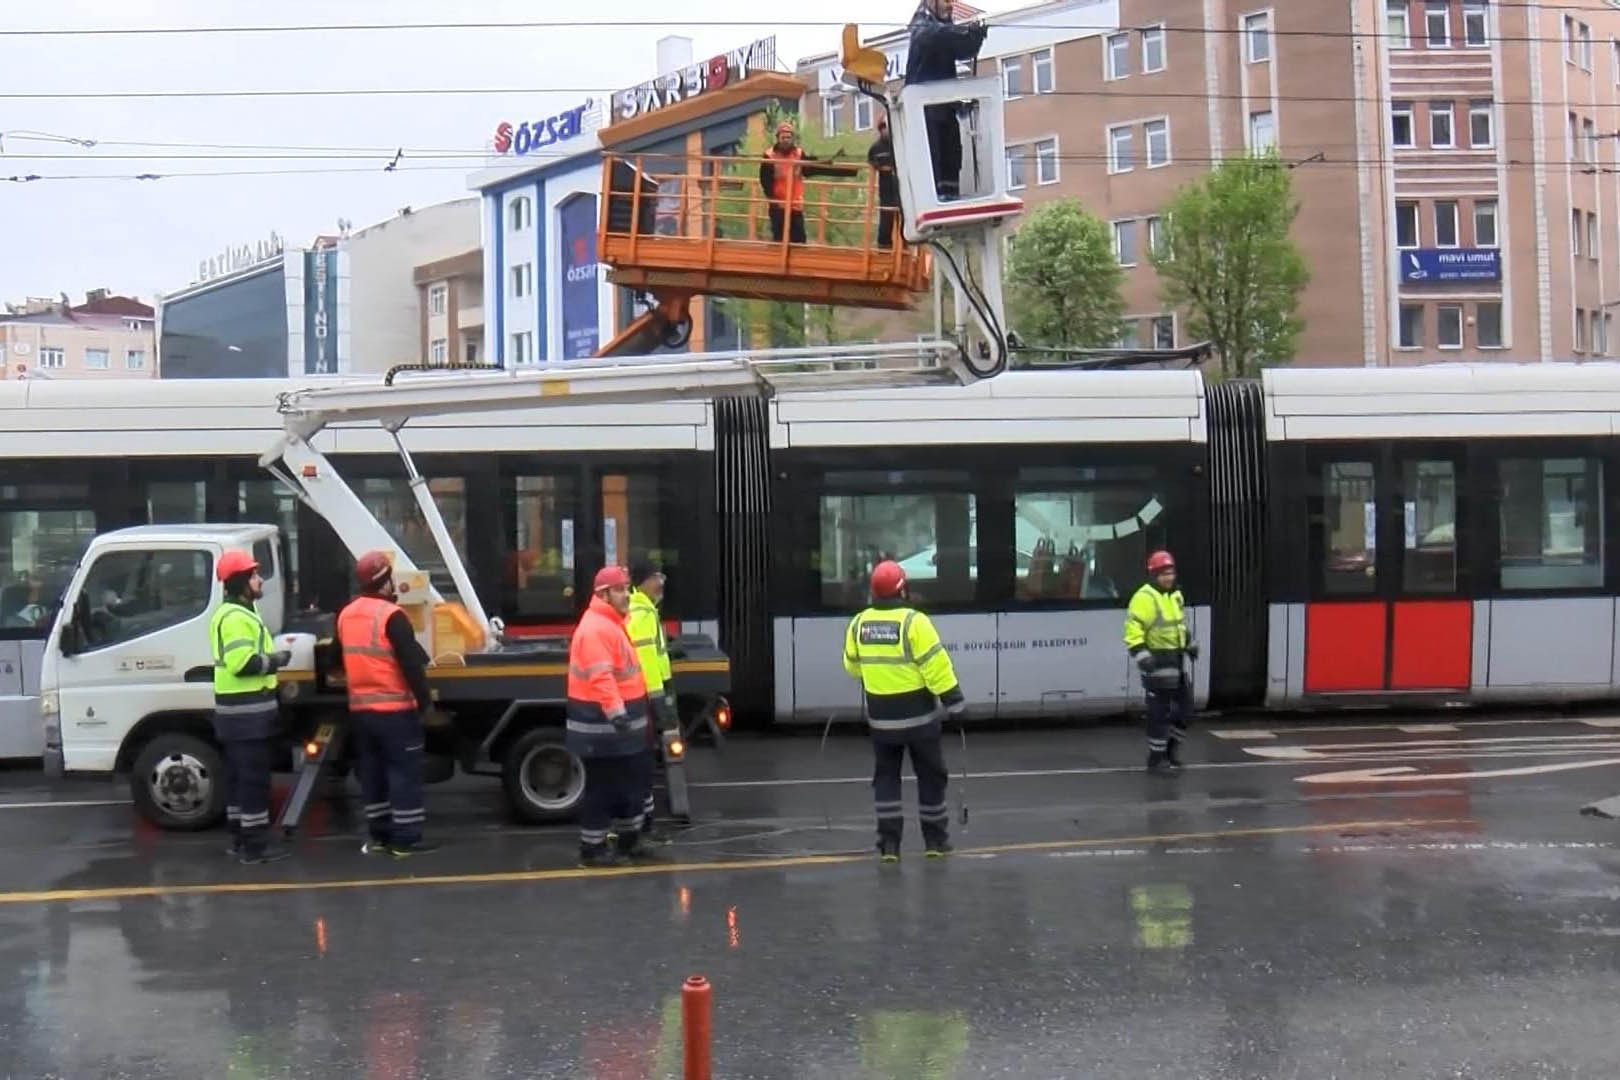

{"left": 612, "top": 36, "right": 777, "bottom": 123}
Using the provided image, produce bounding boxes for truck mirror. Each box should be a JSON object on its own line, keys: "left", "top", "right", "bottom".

{"left": 59, "top": 621, "right": 80, "bottom": 657}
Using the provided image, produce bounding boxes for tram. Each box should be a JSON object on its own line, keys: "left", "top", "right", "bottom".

{"left": 0, "top": 361, "right": 1614, "bottom": 755}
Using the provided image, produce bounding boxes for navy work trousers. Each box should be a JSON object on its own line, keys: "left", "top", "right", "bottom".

{"left": 222, "top": 737, "right": 273, "bottom": 855}
{"left": 580, "top": 752, "right": 651, "bottom": 854}
{"left": 1145, "top": 682, "right": 1192, "bottom": 753}
{"left": 353, "top": 708, "right": 426, "bottom": 846}
{"left": 873, "top": 732, "right": 950, "bottom": 848}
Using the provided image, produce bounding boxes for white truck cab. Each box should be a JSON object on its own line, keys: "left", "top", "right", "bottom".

{"left": 41, "top": 524, "right": 316, "bottom": 824}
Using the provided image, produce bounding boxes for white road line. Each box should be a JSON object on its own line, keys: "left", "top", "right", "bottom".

{"left": 1581, "top": 719, "right": 1620, "bottom": 729}
{"left": 1245, "top": 732, "right": 1620, "bottom": 759}
{"left": 1208, "top": 730, "right": 1278, "bottom": 741}
{"left": 1299, "top": 757, "right": 1620, "bottom": 785}
{"left": 1214, "top": 716, "right": 1611, "bottom": 738}
{"left": 0, "top": 799, "right": 131, "bottom": 811}
{"left": 1398, "top": 724, "right": 1460, "bottom": 733}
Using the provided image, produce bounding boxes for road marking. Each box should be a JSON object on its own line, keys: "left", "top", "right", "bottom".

{"left": 0, "top": 818, "right": 1471, "bottom": 906}
{"left": 1581, "top": 719, "right": 1620, "bottom": 729}
{"left": 1398, "top": 724, "right": 1460, "bottom": 733}
{"left": 1298, "top": 757, "right": 1620, "bottom": 785}
{"left": 1212, "top": 716, "right": 1600, "bottom": 738}
{"left": 1246, "top": 732, "right": 1620, "bottom": 759}
{"left": 1208, "top": 730, "right": 1278, "bottom": 741}
{"left": 0, "top": 799, "right": 131, "bottom": 811}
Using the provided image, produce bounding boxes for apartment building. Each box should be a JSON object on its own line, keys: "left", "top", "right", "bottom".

{"left": 0, "top": 293, "right": 155, "bottom": 379}
{"left": 414, "top": 248, "right": 485, "bottom": 367}
{"left": 800, "top": 0, "right": 1620, "bottom": 365}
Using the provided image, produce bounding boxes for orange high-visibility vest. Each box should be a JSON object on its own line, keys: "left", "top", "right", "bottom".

{"left": 337, "top": 595, "right": 415, "bottom": 712}
{"left": 565, "top": 596, "right": 648, "bottom": 718}
{"left": 766, "top": 147, "right": 806, "bottom": 209}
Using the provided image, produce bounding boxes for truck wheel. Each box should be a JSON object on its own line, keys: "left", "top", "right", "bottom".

{"left": 501, "top": 728, "right": 585, "bottom": 824}
{"left": 131, "top": 733, "right": 227, "bottom": 830}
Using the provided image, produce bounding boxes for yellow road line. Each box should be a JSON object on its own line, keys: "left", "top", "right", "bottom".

{"left": 0, "top": 818, "right": 1473, "bottom": 907}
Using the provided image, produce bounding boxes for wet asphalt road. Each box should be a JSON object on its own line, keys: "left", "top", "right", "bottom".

{"left": 2, "top": 715, "right": 1620, "bottom": 1078}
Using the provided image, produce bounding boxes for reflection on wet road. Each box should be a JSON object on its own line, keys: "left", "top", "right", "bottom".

{"left": 1, "top": 716, "right": 1618, "bottom": 1078}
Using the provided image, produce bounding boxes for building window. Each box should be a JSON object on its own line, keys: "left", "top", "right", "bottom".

{"left": 429, "top": 338, "right": 448, "bottom": 365}
{"left": 1032, "top": 48, "right": 1055, "bottom": 93}
{"left": 1035, "top": 137, "right": 1059, "bottom": 184}
{"left": 511, "top": 263, "right": 532, "bottom": 299}
{"left": 1244, "top": 12, "right": 1271, "bottom": 63}
{"left": 1107, "top": 124, "right": 1135, "bottom": 173}
{"left": 1395, "top": 201, "right": 1419, "bottom": 248}
{"left": 1105, "top": 32, "right": 1131, "bottom": 79}
{"left": 1469, "top": 100, "right": 1493, "bottom": 148}
{"left": 1113, "top": 219, "right": 1138, "bottom": 265}
{"left": 1398, "top": 304, "right": 1423, "bottom": 347}
{"left": 1437, "top": 304, "right": 1463, "bottom": 348}
{"left": 82, "top": 348, "right": 108, "bottom": 370}
{"left": 1434, "top": 200, "right": 1459, "bottom": 247}
{"left": 822, "top": 94, "right": 846, "bottom": 135}
{"left": 1142, "top": 26, "right": 1166, "bottom": 73}
{"left": 1566, "top": 17, "right": 1593, "bottom": 69}
{"left": 509, "top": 196, "right": 532, "bottom": 232}
{"left": 1613, "top": 39, "right": 1620, "bottom": 85}
{"left": 125, "top": 349, "right": 145, "bottom": 371}
{"left": 1002, "top": 56, "right": 1026, "bottom": 98}
{"left": 1006, "top": 145, "right": 1028, "bottom": 189}
{"left": 1429, "top": 101, "right": 1454, "bottom": 148}
{"left": 39, "top": 347, "right": 64, "bottom": 369}
{"left": 123, "top": 319, "right": 145, "bottom": 332}
{"left": 1587, "top": 211, "right": 1599, "bottom": 260}
{"left": 1249, "top": 110, "right": 1277, "bottom": 151}
{"left": 509, "top": 330, "right": 533, "bottom": 365}
{"left": 1593, "top": 311, "right": 1607, "bottom": 355}
{"left": 1575, "top": 307, "right": 1588, "bottom": 351}
{"left": 1387, "top": 1, "right": 1410, "bottom": 47}
{"left": 1582, "top": 117, "right": 1598, "bottom": 163}
{"left": 854, "top": 94, "right": 874, "bottom": 132}
{"left": 1146, "top": 215, "right": 1165, "bottom": 256}
{"left": 1607, "top": 315, "right": 1615, "bottom": 357}
{"left": 428, "top": 283, "right": 448, "bottom": 316}
{"left": 1391, "top": 102, "right": 1414, "bottom": 147}
{"left": 1151, "top": 315, "right": 1175, "bottom": 349}
{"left": 1473, "top": 199, "right": 1497, "bottom": 247}
{"left": 1477, "top": 301, "right": 1503, "bottom": 347}
{"left": 1116, "top": 321, "right": 1142, "bottom": 349}
{"left": 1424, "top": 0, "right": 1449, "bottom": 47}
{"left": 1463, "top": 1, "right": 1488, "bottom": 47}
{"left": 1573, "top": 209, "right": 1584, "bottom": 256}
{"left": 1144, "top": 119, "right": 1171, "bottom": 167}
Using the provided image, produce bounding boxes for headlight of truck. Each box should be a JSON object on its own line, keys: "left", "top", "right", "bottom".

{"left": 40, "top": 691, "right": 58, "bottom": 718}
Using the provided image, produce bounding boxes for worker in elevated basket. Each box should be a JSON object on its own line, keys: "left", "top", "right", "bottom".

{"left": 567, "top": 565, "right": 655, "bottom": 868}
{"left": 905, "top": 0, "right": 989, "bottom": 200}
{"left": 1124, "top": 549, "right": 1198, "bottom": 774}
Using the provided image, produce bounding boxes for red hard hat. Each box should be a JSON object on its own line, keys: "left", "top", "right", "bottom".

{"left": 1147, "top": 550, "right": 1176, "bottom": 574}
{"left": 216, "top": 549, "right": 259, "bottom": 583}
{"left": 870, "top": 560, "right": 906, "bottom": 599}
{"left": 593, "top": 565, "right": 630, "bottom": 591}
{"left": 355, "top": 550, "right": 393, "bottom": 589}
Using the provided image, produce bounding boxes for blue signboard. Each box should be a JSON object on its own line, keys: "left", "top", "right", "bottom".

{"left": 303, "top": 248, "right": 339, "bottom": 374}
{"left": 559, "top": 194, "right": 600, "bottom": 360}
{"left": 1400, "top": 248, "right": 1501, "bottom": 283}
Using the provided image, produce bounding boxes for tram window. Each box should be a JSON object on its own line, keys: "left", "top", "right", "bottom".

{"left": 601, "top": 472, "right": 673, "bottom": 575}
{"left": 819, "top": 474, "right": 976, "bottom": 608}
{"left": 1403, "top": 459, "right": 1457, "bottom": 593}
{"left": 238, "top": 481, "right": 299, "bottom": 603}
{"left": 357, "top": 477, "right": 469, "bottom": 597}
{"left": 146, "top": 481, "right": 207, "bottom": 524}
{"left": 1319, "top": 461, "right": 1377, "bottom": 595}
{"left": 504, "top": 474, "right": 580, "bottom": 619}
{"left": 0, "top": 509, "right": 96, "bottom": 631}
{"left": 1498, "top": 457, "right": 1604, "bottom": 590}
{"left": 77, "top": 549, "right": 212, "bottom": 651}
{"left": 1014, "top": 466, "right": 1165, "bottom": 602}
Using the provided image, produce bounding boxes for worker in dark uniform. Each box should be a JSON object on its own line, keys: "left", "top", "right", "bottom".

{"left": 626, "top": 562, "right": 674, "bottom": 841}
{"left": 567, "top": 565, "right": 654, "bottom": 868}
{"left": 208, "top": 549, "right": 291, "bottom": 865}
{"left": 843, "top": 559, "right": 965, "bottom": 862}
{"left": 337, "top": 550, "right": 438, "bottom": 857}
{"left": 1124, "top": 550, "right": 1198, "bottom": 774}
{"left": 905, "top": 0, "right": 989, "bottom": 200}
{"left": 868, "top": 112, "right": 903, "bottom": 248}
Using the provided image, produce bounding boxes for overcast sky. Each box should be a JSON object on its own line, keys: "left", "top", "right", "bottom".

{"left": 0, "top": 1, "right": 907, "bottom": 304}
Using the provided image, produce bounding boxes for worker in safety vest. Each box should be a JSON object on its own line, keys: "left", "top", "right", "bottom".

{"left": 567, "top": 565, "right": 655, "bottom": 868}
{"left": 208, "top": 549, "right": 292, "bottom": 864}
{"left": 868, "top": 111, "right": 903, "bottom": 248}
{"left": 336, "top": 551, "right": 438, "bottom": 857}
{"left": 905, "top": 0, "right": 988, "bottom": 200}
{"left": 1123, "top": 549, "right": 1199, "bottom": 774}
{"left": 760, "top": 120, "right": 812, "bottom": 244}
{"left": 626, "top": 562, "right": 675, "bottom": 838}
{"left": 843, "top": 559, "right": 966, "bottom": 862}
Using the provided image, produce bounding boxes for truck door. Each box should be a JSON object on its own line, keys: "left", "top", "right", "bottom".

{"left": 55, "top": 546, "right": 218, "bottom": 771}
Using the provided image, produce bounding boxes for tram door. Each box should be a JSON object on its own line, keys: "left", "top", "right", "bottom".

{"left": 1303, "top": 445, "right": 1470, "bottom": 693}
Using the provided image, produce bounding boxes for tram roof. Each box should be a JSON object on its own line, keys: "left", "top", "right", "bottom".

{"left": 1263, "top": 363, "right": 1620, "bottom": 441}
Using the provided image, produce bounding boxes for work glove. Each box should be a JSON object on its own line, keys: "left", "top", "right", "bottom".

{"left": 1134, "top": 651, "right": 1156, "bottom": 673}
{"left": 608, "top": 708, "right": 631, "bottom": 733}
{"left": 1185, "top": 641, "right": 1201, "bottom": 661}
{"left": 268, "top": 649, "right": 293, "bottom": 671}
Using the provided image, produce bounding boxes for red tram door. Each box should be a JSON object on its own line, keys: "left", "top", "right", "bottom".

{"left": 1303, "top": 449, "right": 1472, "bottom": 694}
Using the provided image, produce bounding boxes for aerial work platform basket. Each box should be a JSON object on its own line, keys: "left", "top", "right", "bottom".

{"left": 598, "top": 151, "right": 931, "bottom": 312}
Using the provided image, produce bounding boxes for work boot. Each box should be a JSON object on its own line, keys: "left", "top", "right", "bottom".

{"left": 388, "top": 839, "right": 442, "bottom": 859}
{"left": 579, "top": 846, "right": 630, "bottom": 869}
{"left": 238, "top": 845, "right": 292, "bottom": 866}
{"left": 360, "top": 836, "right": 392, "bottom": 856}
{"left": 1146, "top": 751, "right": 1179, "bottom": 775}
{"left": 224, "top": 834, "right": 243, "bottom": 858}
{"left": 925, "top": 839, "right": 954, "bottom": 859}
{"left": 1166, "top": 739, "right": 1185, "bottom": 768}
{"left": 877, "top": 838, "right": 901, "bottom": 864}
{"left": 641, "top": 820, "right": 676, "bottom": 846}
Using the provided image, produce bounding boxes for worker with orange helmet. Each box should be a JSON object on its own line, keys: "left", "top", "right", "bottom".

{"left": 566, "top": 565, "right": 655, "bottom": 868}
{"left": 208, "top": 548, "right": 293, "bottom": 864}
{"left": 336, "top": 551, "right": 437, "bottom": 857}
{"left": 843, "top": 558, "right": 966, "bottom": 862}
{"left": 1124, "top": 550, "right": 1199, "bottom": 774}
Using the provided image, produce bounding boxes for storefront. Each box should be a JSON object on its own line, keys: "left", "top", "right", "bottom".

{"left": 473, "top": 35, "right": 812, "bottom": 364}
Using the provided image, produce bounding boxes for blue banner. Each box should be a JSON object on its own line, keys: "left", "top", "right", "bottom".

{"left": 303, "top": 248, "right": 339, "bottom": 374}
{"left": 1400, "top": 248, "right": 1501, "bottom": 283}
{"left": 559, "top": 195, "right": 600, "bottom": 360}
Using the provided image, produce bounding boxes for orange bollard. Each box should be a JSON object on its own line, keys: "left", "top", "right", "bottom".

{"left": 682, "top": 975, "right": 712, "bottom": 1080}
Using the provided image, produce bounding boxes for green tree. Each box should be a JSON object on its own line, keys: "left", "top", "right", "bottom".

{"left": 1004, "top": 198, "right": 1127, "bottom": 350}
{"left": 713, "top": 102, "right": 880, "bottom": 347}
{"left": 1152, "top": 151, "right": 1309, "bottom": 378}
